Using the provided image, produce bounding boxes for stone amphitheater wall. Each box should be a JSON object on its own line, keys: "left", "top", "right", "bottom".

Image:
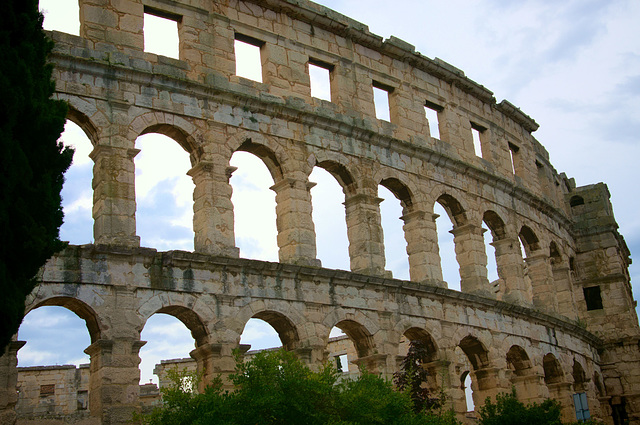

{"left": 1, "top": 1, "right": 639, "bottom": 424}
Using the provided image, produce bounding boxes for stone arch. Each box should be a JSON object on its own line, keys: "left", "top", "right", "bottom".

{"left": 549, "top": 241, "right": 562, "bottom": 264}
{"left": 136, "top": 293, "right": 215, "bottom": 347}
{"left": 482, "top": 210, "right": 507, "bottom": 240}
{"left": 324, "top": 309, "right": 379, "bottom": 358}
{"left": 144, "top": 305, "right": 209, "bottom": 348}
{"left": 435, "top": 193, "right": 468, "bottom": 227}
{"left": 316, "top": 160, "right": 357, "bottom": 196}
{"left": 235, "top": 138, "right": 285, "bottom": 182}
{"left": 233, "top": 301, "right": 308, "bottom": 351}
{"left": 506, "top": 345, "right": 533, "bottom": 376}
{"left": 458, "top": 335, "right": 491, "bottom": 370}
{"left": 543, "top": 353, "right": 565, "bottom": 385}
{"left": 129, "top": 112, "right": 202, "bottom": 159}
{"left": 66, "top": 105, "right": 100, "bottom": 146}
{"left": 519, "top": 225, "right": 541, "bottom": 254}
{"left": 379, "top": 177, "right": 415, "bottom": 213}
{"left": 573, "top": 358, "right": 588, "bottom": 392}
{"left": 25, "top": 296, "right": 102, "bottom": 343}
{"left": 243, "top": 310, "right": 301, "bottom": 352}
{"left": 400, "top": 327, "right": 439, "bottom": 363}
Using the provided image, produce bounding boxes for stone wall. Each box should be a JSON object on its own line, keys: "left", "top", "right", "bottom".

{"left": 0, "top": 0, "right": 638, "bottom": 424}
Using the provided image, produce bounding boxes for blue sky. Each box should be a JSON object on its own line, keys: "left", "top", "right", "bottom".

{"left": 21, "top": 0, "right": 640, "bottom": 386}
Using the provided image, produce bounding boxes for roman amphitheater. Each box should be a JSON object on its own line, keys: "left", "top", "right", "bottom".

{"left": 1, "top": 0, "right": 639, "bottom": 424}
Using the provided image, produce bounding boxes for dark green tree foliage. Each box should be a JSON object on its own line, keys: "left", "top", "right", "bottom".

{"left": 394, "top": 340, "right": 442, "bottom": 413}
{"left": 478, "top": 390, "right": 563, "bottom": 425}
{"left": 0, "top": 0, "right": 72, "bottom": 352}
{"left": 136, "top": 349, "right": 461, "bottom": 425}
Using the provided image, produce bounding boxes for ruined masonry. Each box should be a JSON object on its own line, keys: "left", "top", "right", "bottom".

{"left": 1, "top": 0, "right": 639, "bottom": 424}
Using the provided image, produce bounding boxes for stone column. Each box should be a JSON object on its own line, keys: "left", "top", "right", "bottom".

{"left": 547, "top": 382, "right": 575, "bottom": 422}
{"left": 401, "top": 210, "right": 445, "bottom": 285}
{"left": 344, "top": 193, "right": 386, "bottom": 276}
{"left": 90, "top": 145, "right": 140, "bottom": 247}
{"left": 190, "top": 343, "right": 249, "bottom": 391}
{"left": 270, "top": 176, "right": 321, "bottom": 267}
{"left": 0, "top": 341, "right": 25, "bottom": 425}
{"left": 188, "top": 161, "right": 239, "bottom": 257}
{"left": 351, "top": 353, "right": 390, "bottom": 377}
{"left": 552, "top": 262, "right": 577, "bottom": 320}
{"left": 491, "top": 237, "right": 531, "bottom": 305}
{"left": 511, "top": 373, "right": 547, "bottom": 405}
{"left": 471, "top": 366, "right": 511, "bottom": 404}
{"left": 84, "top": 338, "right": 146, "bottom": 425}
{"left": 294, "top": 345, "right": 328, "bottom": 372}
{"left": 451, "top": 224, "right": 492, "bottom": 297}
{"left": 525, "top": 253, "right": 559, "bottom": 313}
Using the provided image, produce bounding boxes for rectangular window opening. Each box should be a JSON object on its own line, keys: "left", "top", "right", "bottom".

{"left": 334, "top": 354, "right": 349, "bottom": 372}
{"left": 424, "top": 101, "right": 443, "bottom": 140}
{"left": 584, "top": 286, "right": 603, "bottom": 311}
{"left": 143, "top": 7, "right": 181, "bottom": 59}
{"left": 40, "top": 0, "right": 80, "bottom": 35}
{"left": 40, "top": 384, "right": 55, "bottom": 397}
{"left": 508, "top": 142, "right": 519, "bottom": 175}
{"left": 471, "top": 122, "right": 486, "bottom": 158}
{"left": 372, "top": 81, "right": 392, "bottom": 122}
{"left": 234, "top": 34, "right": 264, "bottom": 83}
{"left": 308, "top": 59, "right": 333, "bottom": 102}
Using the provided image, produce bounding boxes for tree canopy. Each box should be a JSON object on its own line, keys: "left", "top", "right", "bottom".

{"left": 136, "top": 349, "right": 460, "bottom": 425}
{"left": 0, "top": 0, "right": 72, "bottom": 352}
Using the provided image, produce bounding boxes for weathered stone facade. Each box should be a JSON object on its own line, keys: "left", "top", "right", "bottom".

{"left": 0, "top": 0, "right": 638, "bottom": 424}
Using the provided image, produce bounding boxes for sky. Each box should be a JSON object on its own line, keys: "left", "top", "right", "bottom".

{"left": 19, "top": 0, "right": 640, "bottom": 390}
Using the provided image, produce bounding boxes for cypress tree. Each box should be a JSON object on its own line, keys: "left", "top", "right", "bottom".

{"left": 0, "top": 0, "right": 73, "bottom": 352}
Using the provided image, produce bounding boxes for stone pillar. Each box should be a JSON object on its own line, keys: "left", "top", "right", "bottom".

{"left": 344, "top": 193, "right": 386, "bottom": 276}
{"left": 79, "top": 0, "right": 144, "bottom": 55}
{"left": 294, "top": 345, "right": 328, "bottom": 372}
{"left": 525, "top": 253, "right": 559, "bottom": 313}
{"left": 84, "top": 338, "right": 146, "bottom": 425}
{"left": 270, "top": 176, "right": 321, "bottom": 267}
{"left": 401, "top": 210, "right": 445, "bottom": 285}
{"left": 0, "top": 341, "right": 25, "bottom": 425}
{"left": 552, "top": 262, "right": 577, "bottom": 320}
{"left": 471, "top": 366, "right": 511, "bottom": 405}
{"left": 451, "top": 224, "right": 492, "bottom": 297}
{"left": 351, "top": 353, "right": 390, "bottom": 377}
{"left": 90, "top": 145, "right": 140, "bottom": 247}
{"left": 547, "top": 382, "right": 575, "bottom": 422}
{"left": 511, "top": 373, "right": 547, "bottom": 405}
{"left": 491, "top": 237, "right": 531, "bottom": 305}
{"left": 188, "top": 161, "right": 239, "bottom": 257}
{"left": 190, "top": 343, "right": 249, "bottom": 391}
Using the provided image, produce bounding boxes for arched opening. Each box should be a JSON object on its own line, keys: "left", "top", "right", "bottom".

{"left": 135, "top": 132, "right": 194, "bottom": 251}
{"left": 397, "top": 328, "right": 440, "bottom": 395}
{"left": 309, "top": 163, "right": 352, "bottom": 271}
{"left": 434, "top": 202, "right": 459, "bottom": 290}
{"left": 550, "top": 241, "right": 562, "bottom": 265}
{"left": 241, "top": 311, "right": 299, "bottom": 352}
{"left": 506, "top": 345, "right": 537, "bottom": 403}
{"left": 573, "top": 360, "right": 588, "bottom": 393}
{"left": 39, "top": 0, "right": 80, "bottom": 35}
{"left": 139, "top": 312, "right": 197, "bottom": 389}
{"left": 543, "top": 353, "right": 564, "bottom": 385}
{"left": 229, "top": 149, "right": 278, "bottom": 262}
{"left": 458, "top": 335, "right": 492, "bottom": 413}
{"left": 482, "top": 211, "right": 505, "bottom": 295}
{"left": 59, "top": 120, "right": 94, "bottom": 245}
{"left": 519, "top": 226, "right": 541, "bottom": 255}
{"left": 453, "top": 347, "right": 475, "bottom": 414}
{"left": 569, "top": 195, "right": 585, "bottom": 208}
{"left": 16, "top": 300, "right": 99, "bottom": 419}
{"left": 327, "top": 327, "right": 354, "bottom": 376}
{"left": 378, "top": 179, "right": 410, "bottom": 280}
